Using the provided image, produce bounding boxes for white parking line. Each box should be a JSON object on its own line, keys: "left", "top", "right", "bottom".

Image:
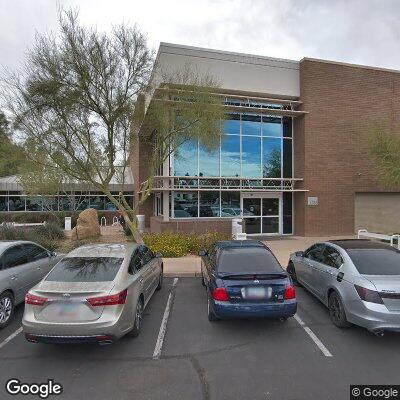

{"left": 0, "top": 327, "right": 23, "bottom": 350}
{"left": 153, "top": 278, "right": 178, "bottom": 360}
{"left": 294, "top": 314, "right": 333, "bottom": 357}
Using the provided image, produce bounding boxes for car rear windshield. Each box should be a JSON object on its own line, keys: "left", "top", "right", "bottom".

{"left": 347, "top": 249, "right": 400, "bottom": 275}
{"left": 217, "top": 247, "right": 282, "bottom": 274}
{"left": 46, "top": 257, "right": 123, "bottom": 282}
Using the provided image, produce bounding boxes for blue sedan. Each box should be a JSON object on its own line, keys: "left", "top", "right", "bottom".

{"left": 200, "top": 241, "right": 297, "bottom": 321}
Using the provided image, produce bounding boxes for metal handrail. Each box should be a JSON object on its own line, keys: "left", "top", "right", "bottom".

{"left": 142, "top": 175, "right": 304, "bottom": 192}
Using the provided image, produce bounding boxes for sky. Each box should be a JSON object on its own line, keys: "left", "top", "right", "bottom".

{"left": 1, "top": 0, "right": 400, "bottom": 71}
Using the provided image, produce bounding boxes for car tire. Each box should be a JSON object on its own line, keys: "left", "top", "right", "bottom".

{"left": 201, "top": 274, "right": 205, "bottom": 287}
{"left": 156, "top": 270, "right": 163, "bottom": 291}
{"left": 287, "top": 262, "right": 299, "bottom": 286}
{"left": 328, "top": 291, "right": 351, "bottom": 328}
{"left": 0, "top": 291, "right": 14, "bottom": 329}
{"left": 207, "top": 297, "right": 219, "bottom": 322}
{"left": 126, "top": 297, "right": 144, "bottom": 338}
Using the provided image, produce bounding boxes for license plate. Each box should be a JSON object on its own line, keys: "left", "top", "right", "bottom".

{"left": 56, "top": 302, "right": 79, "bottom": 318}
{"left": 244, "top": 286, "right": 271, "bottom": 299}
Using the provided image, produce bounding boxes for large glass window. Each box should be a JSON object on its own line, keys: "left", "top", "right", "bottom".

{"left": 171, "top": 113, "right": 292, "bottom": 182}
{"left": 262, "top": 116, "right": 283, "bottom": 137}
{"left": 199, "top": 144, "right": 219, "bottom": 177}
{"left": 221, "top": 135, "right": 240, "bottom": 177}
{"left": 173, "top": 192, "right": 198, "bottom": 218}
{"left": 8, "top": 196, "right": 25, "bottom": 211}
{"left": 200, "top": 191, "right": 220, "bottom": 217}
{"left": 223, "top": 114, "right": 240, "bottom": 135}
{"left": 174, "top": 140, "right": 198, "bottom": 176}
{"left": 221, "top": 192, "right": 240, "bottom": 217}
{"left": 242, "top": 136, "right": 261, "bottom": 178}
{"left": 0, "top": 196, "right": 7, "bottom": 211}
{"left": 242, "top": 115, "right": 261, "bottom": 136}
{"left": 263, "top": 138, "right": 282, "bottom": 178}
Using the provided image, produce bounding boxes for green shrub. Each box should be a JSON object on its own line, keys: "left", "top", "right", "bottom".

{"left": 0, "top": 223, "right": 63, "bottom": 251}
{"left": 143, "top": 231, "right": 231, "bottom": 258}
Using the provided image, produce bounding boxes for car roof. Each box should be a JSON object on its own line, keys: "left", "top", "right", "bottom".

{"left": 215, "top": 240, "right": 269, "bottom": 250}
{"left": 0, "top": 240, "right": 37, "bottom": 252}
{"left": 66, "top": 243, "right": 138, "bottom": 258}
{"left": 328, "top": 239, "right": 395, "bottom": 251}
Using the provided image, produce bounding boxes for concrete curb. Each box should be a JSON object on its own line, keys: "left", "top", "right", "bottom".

{"left": 164, "top": 272, "right": 202, "bottom": 278}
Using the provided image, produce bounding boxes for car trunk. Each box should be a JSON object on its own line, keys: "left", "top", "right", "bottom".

{"left": 33, "top": 281, "right": 115, "bottom": 323}
{"left": 220, "top": 273, "right": 288, "bottom": 303}
{"left": 365, "top": 275, "right": 400, "bottom": 311}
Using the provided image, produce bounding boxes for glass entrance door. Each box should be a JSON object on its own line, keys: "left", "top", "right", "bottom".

{"left": 242, "top": 195, "right": 280, "bottom": 235}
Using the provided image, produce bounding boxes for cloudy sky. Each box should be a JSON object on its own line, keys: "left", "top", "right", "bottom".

{"left": 1, "top": 0, "right": 400, "bottom": 71}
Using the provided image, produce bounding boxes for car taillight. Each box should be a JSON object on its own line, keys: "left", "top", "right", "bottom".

{"left": 284, "top": 285, "right": 296, "bottom": 300}
{"left": 25, "top": 293, "right": 48, "bottom": 306}
{"left": 212, "top": 287, "right": 230, "bottom": 302}
{"left": 354, "top": 285, "right": 383, "bottom": 304}
{"left": 87, "top": 289, "right": 128, "bottom": 307}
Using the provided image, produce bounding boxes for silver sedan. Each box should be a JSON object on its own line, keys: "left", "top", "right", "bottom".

{"left": 0, "top": 241, "right": 61, "bottom": 328}
{"left": 287, "top": 239, "right": 400, "bottom": 336}
{"left": 23, "top": 243, "right": 163, "bottom": 344}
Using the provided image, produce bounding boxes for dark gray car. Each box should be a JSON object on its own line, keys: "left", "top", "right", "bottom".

{"left": 0, "top": 241, "right": 62, "bottom": 328}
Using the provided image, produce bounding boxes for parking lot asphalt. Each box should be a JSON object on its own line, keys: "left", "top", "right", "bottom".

{"left": 1, "top": 277, "right": 400, "bottom": 400}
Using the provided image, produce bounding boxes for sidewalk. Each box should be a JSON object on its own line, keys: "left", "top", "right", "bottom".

{"left": 162, "top": 235, "right": 355, "bottom": 277}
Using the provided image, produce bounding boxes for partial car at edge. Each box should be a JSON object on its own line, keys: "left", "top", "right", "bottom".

{"left": 0, "top": 240, "right": 62, "bottom": 329}
{"left": 288, "top": 239, "right": 400, "bottom": 336}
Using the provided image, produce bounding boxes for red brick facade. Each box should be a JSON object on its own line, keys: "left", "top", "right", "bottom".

{"left": 294, "top": 59, "right": 400, "bottom": 236}
{"left": 135, "top": 58, "right": 400, "bottom": 236}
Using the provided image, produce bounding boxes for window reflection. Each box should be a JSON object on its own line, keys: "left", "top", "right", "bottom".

{"left": 221, "top": 192, "right": 240, "bottom": 217}
{"left": 8, "top": 196, "right": 25, "bottom": 211}
{"left": 200, "top": 191, "right": 220, "bottom": 217}
{"left": 221, "top": 135, "right": 240, "bottom": 177}
{"left": 174, "top": 140, "right": 198, "bottom": 176}
{"left": 223, "top": 114, "right": 240, "bottom": 135}
{"left": 262, "top": 117, "right": 283, "bottom": 137}
{"left": 242, "top": 114, "right": 261, "bottom": 136}
{"left": 242, "top": 136, "right": 261, "bottom": 178}
{"left": 42, "top": 197, "right": 57, "bottom": 211}
{"left": 173, "top": 192, "right": 198, "bottom": 218}
{"left": 199, "top": 144, "right": 219, "bottom": 177}
{"left": 0, "top": 197, "right": 7, "bottom": 211}
{"left": 263, "top": 138, "right": 282, "bottom": 178}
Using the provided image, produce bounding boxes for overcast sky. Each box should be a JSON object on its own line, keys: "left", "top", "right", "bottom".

{"left": 1, "top": 0, "right": 400, "bottom": 71}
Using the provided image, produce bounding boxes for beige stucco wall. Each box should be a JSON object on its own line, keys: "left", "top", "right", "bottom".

{"left": 355, "top": 193, "right": 400, "bottom": 234}
{"left": 153, "top": 43, "right": 300, "bottom": 98}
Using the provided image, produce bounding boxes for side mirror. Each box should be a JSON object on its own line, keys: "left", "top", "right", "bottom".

{"left": 295, "top": 251, "right": 304, "bottom": 258}
{"left": 198, "top": 250, "right": 207, "bottom": 257}
{"left": 155, "top": 252, "right": 163, "bottom": 258}
{"left": 48, "top": 251, "right": 57, "bottom": 258}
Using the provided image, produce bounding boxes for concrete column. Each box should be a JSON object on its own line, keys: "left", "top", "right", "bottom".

{"left": 162, "top": 191, "right": 169, "bottom": 221}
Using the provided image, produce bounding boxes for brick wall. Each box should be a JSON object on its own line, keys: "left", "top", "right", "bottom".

{"left": 297, "top": 59, "right": 400, "bottom": 236}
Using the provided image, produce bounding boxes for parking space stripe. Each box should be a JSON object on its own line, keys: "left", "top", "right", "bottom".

{"left": 294, "top": 314, "right": 333, "bottom": 357}
{"left": 153, "top": 278, "right": 178, "bottom": 360}
{"left": 0, "top": 327, "right": 23, "bottom": 351}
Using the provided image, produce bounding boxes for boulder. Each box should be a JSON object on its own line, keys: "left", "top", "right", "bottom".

{"left": 71, "top": 208, "right": 101, "bottom": 240}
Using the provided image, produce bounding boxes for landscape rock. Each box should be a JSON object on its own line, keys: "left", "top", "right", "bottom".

{"left": 71, "top": 208, "right": 101, "bottom": 240}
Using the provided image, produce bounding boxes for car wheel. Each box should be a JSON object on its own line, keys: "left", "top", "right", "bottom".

{"left": 287, "top": 262, "right": 299, "bottom": 286}
{"left": 207, "top": 297, "right": 219, "bottom": 322}
{"left": 0, "top": 292, "right": 14, "bottom": 329}
{"left": 127, "top": 297, "right": 144, "bottom": 338}
{"left": 328, "top": 291, "right": 351, "bottom": 328}
{"left": 156, "top": 270, "right": 163, "bottom": 291}
{"left": 201, "top": 274, "right": 205, "bottom": 287}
